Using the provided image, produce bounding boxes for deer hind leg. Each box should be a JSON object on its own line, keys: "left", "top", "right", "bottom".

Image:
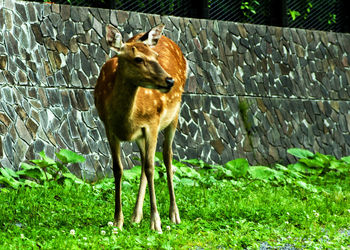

{"left": 131, "top": 138, "right": 147, "bottom": 224}
{"left": 109, "top": 137, "right": 124, "bottom": 230}
{"left": 143, "top": 127, "right": 162, "bottom": 232}
{"left": 163, "top": 120, "right": 181, "bottom": 224}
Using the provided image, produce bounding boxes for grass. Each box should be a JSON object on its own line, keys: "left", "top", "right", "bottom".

{"left": 0, "top": 148, "right": 349, "bottom": 248}
{"left": 1, "top": 174, "right": 349, "bottom": 249}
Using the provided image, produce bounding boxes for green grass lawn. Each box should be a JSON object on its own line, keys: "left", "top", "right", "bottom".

{"left": 1, "top": 149, "right": 349, "bottom": 248}
{"left": 1, "top": 175, "right": 349, "bottom": 249}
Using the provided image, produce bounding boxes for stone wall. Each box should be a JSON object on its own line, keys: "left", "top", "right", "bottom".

{"left": 1, "top": 1, "right": 350, "bottom": 180}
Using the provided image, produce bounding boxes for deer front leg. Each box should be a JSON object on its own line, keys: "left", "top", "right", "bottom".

{"left": 144, "top": 127, "right": 162, "bottom": 232}
{"left": 163, "top": 123, "right": 181, "bottom": 224}
{"left": 110, "top": 138, "right": 124, "bottom": 230}
{"left": 131, "top": 138, "right": 147, "bottom": 223}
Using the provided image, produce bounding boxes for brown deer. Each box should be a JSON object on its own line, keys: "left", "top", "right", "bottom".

{"left": 94, "top": 24, "right": 187, "bottom": 232}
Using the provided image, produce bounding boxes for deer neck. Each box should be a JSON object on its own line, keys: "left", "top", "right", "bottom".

{"left": 110, "top": 63, "right": 139, "bottom": 121}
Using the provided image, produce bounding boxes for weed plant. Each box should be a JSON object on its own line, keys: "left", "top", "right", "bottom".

{"left": 0, "top": 148, "right": 349, "bottom": 248}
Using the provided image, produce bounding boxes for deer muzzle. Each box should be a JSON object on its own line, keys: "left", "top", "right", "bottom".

{"left": 157, "top": 77, "right": 174, "bottom": 93}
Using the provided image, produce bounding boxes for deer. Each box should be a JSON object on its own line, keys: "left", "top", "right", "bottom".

{"left": 94, "top": 24, "right": 187, "bottom": 232}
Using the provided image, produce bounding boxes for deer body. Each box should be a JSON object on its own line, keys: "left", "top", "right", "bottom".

{"left": 94, "top": 24, "right": 187, "bottom": 232}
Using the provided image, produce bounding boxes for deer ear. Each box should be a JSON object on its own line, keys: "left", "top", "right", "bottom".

{"left": 106, "top": 25, "right": 124, "bottom": 53}
{"left": 139, "top": 24, "right": 165, "bottom": 47}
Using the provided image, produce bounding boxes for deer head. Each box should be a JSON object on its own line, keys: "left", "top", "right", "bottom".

{"left": 106, "top": 24, "right": 174, "bottom": 93}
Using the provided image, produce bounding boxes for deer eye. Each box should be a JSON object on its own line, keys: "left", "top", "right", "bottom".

{"left": 134, "top": 57, "right": 143, "bottom": 64}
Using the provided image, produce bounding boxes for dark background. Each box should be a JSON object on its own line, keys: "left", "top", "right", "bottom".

{"left": 35, "top": 0, "right": 350, "bottom": 33}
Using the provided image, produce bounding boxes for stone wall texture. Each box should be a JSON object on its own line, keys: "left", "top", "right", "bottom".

{"left": 1, "top": 1, "right": 350, "bottom": 180}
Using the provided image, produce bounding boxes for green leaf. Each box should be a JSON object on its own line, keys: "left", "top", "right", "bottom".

{"left": 289, "top": 10, "right": 301, "bottom": 21}
{"left": 93, "top": 178, "right": 115, "bottom": 191}
{"left": 330, "top": 161, "right": 349, "bottom": 173}
{"left": 124, "top": 166, "right": 142, "bottom": 181}
{"left": 272, "top": 169, "right": 286, "bottom": 182}
{"left": 287, "top": 148, "right": 314, "bottom": 158}
{"left": 283, "top": 164, "right": 304, "bottom": 179}
{"left": 61, "top": 172, "right": 85, "bottom": 185}
{"left": 0, "top": 187, "right": 10, "bottom": 194}
{"left": 299, "top": 158, "right": 324, "bottom": 168}
{"left": 224, "top": 158, "right": 249, "bottom": 178}
{"left": 0, "top": 167, "right": 19, "bottom": 179}
{"left": 173, "top": 174, "right": 181, "bottom": 184}
{"left": 314, "top": 153, "right": 334, "bottom": 166}
{"left": 179, "top": 178, "right": 197, "bottom": 186}
{"left": 182, "top": 159, "right": 206, "bottom": 168}
{"left": 56, "top": 162, "right": 69, "bottom": 173}
{"left": 56, "top": 149, "right": 85, "bottom": 164}
{"left": 341, "top": 156, "right": 350, "bottom": 164}
{"left": 177, "top": 166, "right": 201, "bottom": 179}
{"left": 248, "top": 166, "right": 277, "bottom": 181}
{"left": 288, "top": 162, "right": 308, "bottom": 173}
{"left": 123, "top": 165, "right": 161, "bottom": 181}
{"left": 296, "top": 181, "right": 318, "bottom": 193}
{"left": 40, "top": 151, "right": 57, "bottom": 165}
{"left": 154, "top": 152, "right": 163, "bottom": 163}
{"left": 20, "top": 162, "right": 38, "bottom": 170}
{"left": 212, "top": 165, "right": 233, "bottom": 179}
{"left": 17, "top": 163, "right": 47, "bottom": 180}
{"left": 17, "top": 169, "right": 46, "bottom": 181}
{"left": 31, "top": 158, "right": 58, "bottom": 171}
{"left": 288, "top": 162, "right": 320, "bottom": 175}
{"left": 172, "top": 159, "right": 188, "bottom": 168}
{"left": 275, "top": 164, "right": 288, "bottom": 171}
{"left": 122, "top": 181, "right": 132, "bottom": 190}
{"left": 20, "top": 179, "right": 41, "bottom": 188}
{"left": 154, "top": 169, "right": 160, "bottom": 180}
{"left": 329, "top": 160, "right": 343, "bottom": 169}
{"left": 0, "top": 175, "right": 20, "bottom": 189}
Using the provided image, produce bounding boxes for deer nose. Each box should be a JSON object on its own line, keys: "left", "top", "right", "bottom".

{"left": 165, "top": 77, "right": 174, "bottom": 88}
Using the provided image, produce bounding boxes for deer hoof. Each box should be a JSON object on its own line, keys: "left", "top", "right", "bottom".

{"left": 114, "top": 213, "right": 124, "bottom": 230}
{"left": 170, "top": 212, "right": 181, "bottom": 224}
{"left": 169, "top": 206, "right": 181, "bottom": 224}
{"left": 131, "top": 211, "right": 143, "bottom": 224}
{"left": 150, "top": 212, "right": 162, "bottom": 232}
